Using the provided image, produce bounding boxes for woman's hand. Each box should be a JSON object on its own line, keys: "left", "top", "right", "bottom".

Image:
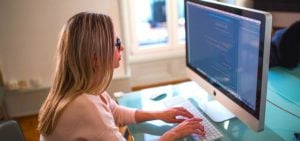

{"left": 159, "top": 118, "right": 205, "bottom": 141}
{"left": 158, "top": 107, "right": 194, "bottom": 123}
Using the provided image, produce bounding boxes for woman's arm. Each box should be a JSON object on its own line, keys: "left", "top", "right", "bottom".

{"left": 135, "top": 107, "right": 193, "bottom": 123}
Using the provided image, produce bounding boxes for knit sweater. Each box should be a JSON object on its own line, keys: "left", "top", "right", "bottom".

{"left": 40, "top": 92, "right": 136, "bottom": 141}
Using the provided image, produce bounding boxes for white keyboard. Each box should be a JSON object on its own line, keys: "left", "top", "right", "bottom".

{"left": 163, "top": 96, "right": 223, "bottom": 141}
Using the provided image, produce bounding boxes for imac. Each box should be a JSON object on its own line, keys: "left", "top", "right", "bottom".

{"left": 185, "top": 0, "right": 272, "bottom": 132}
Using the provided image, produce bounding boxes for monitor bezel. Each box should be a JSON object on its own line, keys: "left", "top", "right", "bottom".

{"left": 185, "top": 0, "right": 272, "bottom": 132}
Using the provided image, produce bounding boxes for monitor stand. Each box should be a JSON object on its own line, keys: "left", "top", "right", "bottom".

{"left": 204, "top": 100, "right": 235, "bottom": 122}
{"left": 190, "top": 95, "right": 235, "bottom": 122}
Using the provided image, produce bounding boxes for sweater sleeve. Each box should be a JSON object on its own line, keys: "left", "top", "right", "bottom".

{"left": 104, "top": 92, "right": 137, "bottom": 126}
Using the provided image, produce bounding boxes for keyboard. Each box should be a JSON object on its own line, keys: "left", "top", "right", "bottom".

{"left": 163, "top": 96, "right": 223, "bottom": 141}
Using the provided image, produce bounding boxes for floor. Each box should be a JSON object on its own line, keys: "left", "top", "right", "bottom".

{"left": 15, "top": 115, "right": 39, "bottom": 141}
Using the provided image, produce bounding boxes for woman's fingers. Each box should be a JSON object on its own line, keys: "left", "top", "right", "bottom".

{"left": 172, "top": 107, "right": 194, "bottom": 118}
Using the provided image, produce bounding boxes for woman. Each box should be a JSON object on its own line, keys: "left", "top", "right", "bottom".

{"left": 38, "top": 12, "right": 205, "bottom": 141}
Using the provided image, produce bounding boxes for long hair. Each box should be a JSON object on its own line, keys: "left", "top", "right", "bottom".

{"left": 38, "top": 12, "right": 115, "bottom": 135}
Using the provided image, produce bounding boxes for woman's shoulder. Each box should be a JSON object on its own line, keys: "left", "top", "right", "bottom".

{"left": 69, "top": 94, "right": 101, "bottom": 110}
{"left": 64, "top": 92, "right": 112, "bottom": 115}
{"left": 58, "top": 94, "right": 105, "bottom": 124}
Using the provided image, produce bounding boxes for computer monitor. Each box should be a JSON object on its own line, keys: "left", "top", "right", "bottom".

{"left": 185, "top": 0, "right": 272, "bottom": 132}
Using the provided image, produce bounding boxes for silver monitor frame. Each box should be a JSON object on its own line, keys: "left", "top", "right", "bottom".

{"left": 185, "top": 0, "right": 272, "bottom": 132}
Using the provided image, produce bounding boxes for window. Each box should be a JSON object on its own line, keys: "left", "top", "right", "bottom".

{"left": 120, "top": 0, "right": 186, "bottom": 63}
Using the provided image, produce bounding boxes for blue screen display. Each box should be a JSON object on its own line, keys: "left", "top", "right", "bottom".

{"left": 187, "top": 2, "right": 261, "bottom": 111}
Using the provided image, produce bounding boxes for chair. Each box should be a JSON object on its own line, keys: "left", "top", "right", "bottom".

{"left": 0, "top": 87, "right": 9, "bottom": 120}
{"left": 0, "top": 120, "right": 25, "bottom": 141}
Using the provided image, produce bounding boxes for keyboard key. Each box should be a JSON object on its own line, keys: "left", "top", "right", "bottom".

{"left": 163, "top": 96, "right": 223, "bottom": 141}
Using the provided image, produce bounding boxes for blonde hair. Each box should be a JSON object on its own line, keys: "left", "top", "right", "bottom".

{"left": 38, "top": 12, "right": 115, "bottom": 135}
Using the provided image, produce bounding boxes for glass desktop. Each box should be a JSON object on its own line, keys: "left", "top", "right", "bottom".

{"left": 117, "top": 81, "right": 300, "bottom": 141}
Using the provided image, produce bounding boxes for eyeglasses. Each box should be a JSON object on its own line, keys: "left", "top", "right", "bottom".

{"left": 115, "top": 37, "right": 121, "bottom": 50}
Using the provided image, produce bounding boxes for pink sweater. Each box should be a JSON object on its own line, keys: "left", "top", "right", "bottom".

{"left": 40, "top": 92, "right": 136, "bottom": 141}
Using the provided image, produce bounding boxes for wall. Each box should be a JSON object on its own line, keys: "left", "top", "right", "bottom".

{"left": 0, "top": 0, "right": 126, "bottom": 88}
{"left": 271, "top": 12, "right": 300, "bottom": 28}
{"left": 236, "top": 0, "right": 300, "bottom": 28}
{"left": 0, "top": 0, "right": 131, "bottom": 117}
{"left": 129, "top": 56, "right": 187, "bottom": 87}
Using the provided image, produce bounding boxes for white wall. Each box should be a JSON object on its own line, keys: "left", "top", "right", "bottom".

{"left": 0, "top": 0, "right": 126, "bottom": 88}
{"left": 0, "top": 0, "right": 131, "bottom": 117}
{"left": 130, "top": 57, "right": 187, "bottom": 87}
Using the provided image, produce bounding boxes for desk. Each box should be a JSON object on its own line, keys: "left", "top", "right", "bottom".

{"left": 117, "top": 81, "right": 300, "bottom": 141}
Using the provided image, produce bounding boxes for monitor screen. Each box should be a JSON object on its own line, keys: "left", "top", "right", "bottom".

{"left": 185, "top": 0, "right": 272, "bottom": 131}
